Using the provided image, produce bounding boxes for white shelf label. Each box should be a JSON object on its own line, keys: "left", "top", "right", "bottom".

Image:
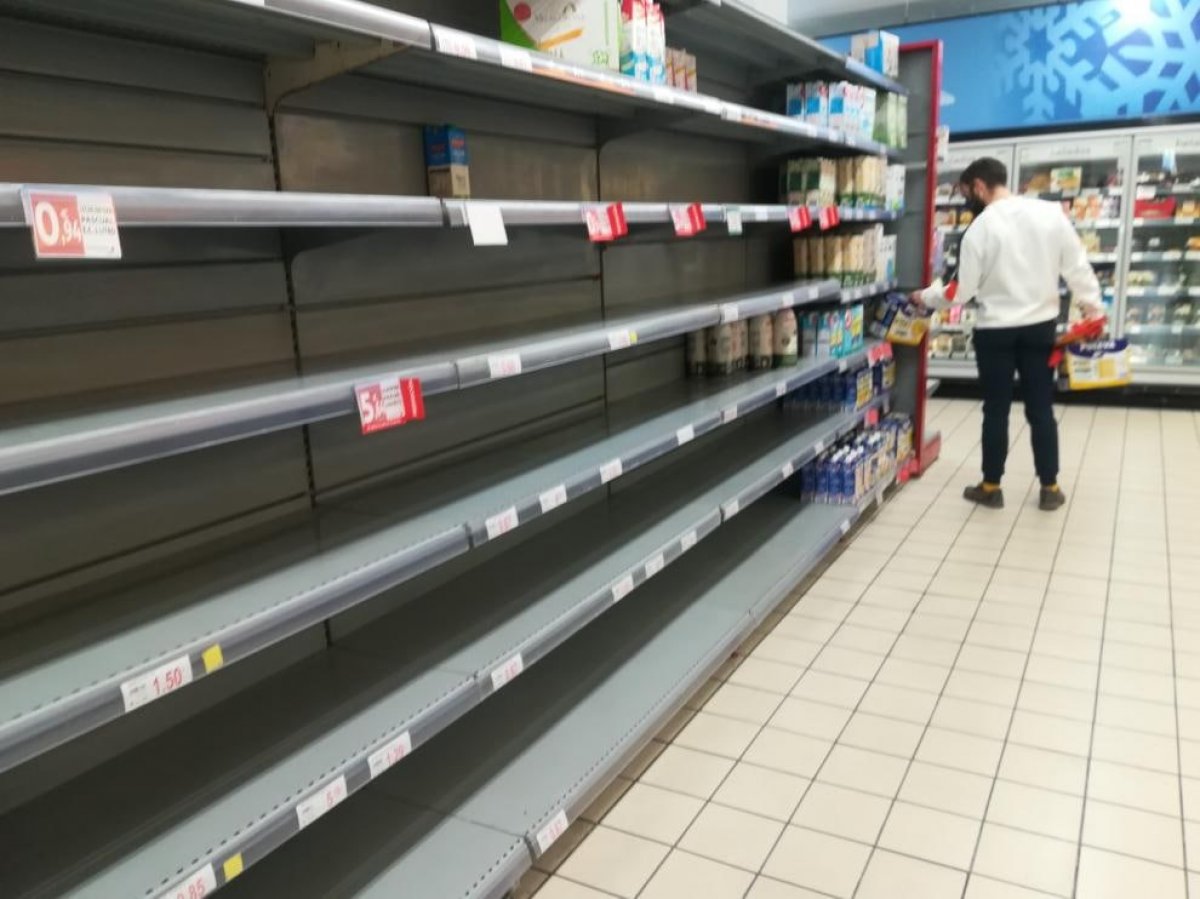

{"left": 781, "top": 461, "right": 795, "bottom": 479}
{"left": 814, "top": 439, "right": 826, "bottom": 454}
{"left": 722, "top": 498, "right": 740, "bottom": 520}
{"left": 22, "top": 189, "right": 122, "bottom": 260}
{"left": 780, "top": 291, "right": 796, "bottom": 309}
{"left": 726, "top": 207, "right": 743, "bottom": 235}
{"left": 487, "top": 352, "right": 523, "bottom": 380}
{"left": 838, "top": 359, "right": 849, "bottom": 372}
{"left": 1172, "top": 324, "right": 1185, "bottom": 335}
{"left": 720, "top": 303, "right": 740, "bottom": 323}
{"left": 807, "top": 286, "right": 821, "bottom": 301}
{"left": 435, "top": 26, "right": 478, "bottom": 59}
{"left": 839, "top": 519, "right": 851, "bottom": 535}
{"left": 652, "top": 86, "right": 676, "bottom": 106}
{"left": 600, "top": 459, "right": 623, "bottom": 484}
{"left": 700, "top": 96, "right": 725, "bottom": 116}
{"left": 158, "top": 865, "right": 217, "bottom": 899}
{"left": 536, "top": 810, "right": 570, "bottom": 854}
{"left": 676, "top": 424, "right": 695, "bottom": 446}
{"left": 611, "top": 573, "right": 635, "bottom": 603}
{"left": 775, "top": 382, "right": 788, "bottom": 399}
{"left": 1165, "top": 251, "right": 1184, "bottom": 261}
{"left": 498, "top": 45, "right": 534, "bottom": 72}
{"left": 538, "top": 484, "right": 568, "bottom": 514}
{"left": 754, "top": 208, "right": 770, "bottom": 222}
{"left": 367, "top": 731, "right": 413, "bottom": 779}
{"left": 296, "top": 775, "right": 348, "bottom": 830}
{"left": 485, "top": 506, "right": 520, "bottom": 541}
{"left": 721, "top": 406, "right": 738, "bottom": 424}
{"left": 465, "top": 202, "right": 508, "bottom": 246}
{"left": 608, "top": 329, "right": 634, "bottom": 351}
{"left": 121, "top": 655, "right": 193, "bottom": 713}
{"left": 645, "top": 553, "right": 665, "bottom": 578}
{"left": 491, "top": 653, "right": 525, "bottom": 691}
{"left": 681, "top": 530, "right": 698, "bottom": 552}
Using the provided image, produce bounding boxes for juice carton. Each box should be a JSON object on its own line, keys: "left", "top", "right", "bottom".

{"left": 804, "top": 81, "right": 829, "bottom": 129}
{"left": 646, "top": 3, "right": 666, "bottom": 83}
{"left": 423, "top": 124, "right": 471, "bottom": 198}
{"left": 786, "top": 83, "right": 805, "bottom": 118}
{"left": 619, "top": 0, "right": 649, "bottom": 80}
{"left": 850, "top": 30, "right": 900, "bottom": 78}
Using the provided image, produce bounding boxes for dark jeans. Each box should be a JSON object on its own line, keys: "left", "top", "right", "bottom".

{"left": 972, "top": 320, "right": 1059, "bottom": 487}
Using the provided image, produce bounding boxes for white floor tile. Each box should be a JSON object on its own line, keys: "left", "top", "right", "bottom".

{"left": 603, "top": 783, "right": 703, "bottom": 844}
{"left": 762, "top": 827, "right": 871, "bottom": 899}
{"left": 985, "top": 779, "right": 1082, "bottom": 841}
{"left": 878, "top": 801, "right": 982, "bottom": 869}
{"left": 711, "top": 762, "right": 809, "bottom": 822}
{"left": 856, "top": 849, "right": 967, "bottom": 899}
{"left": 1075, "top": 846, "right": 1187, "bottom": 899}
{"left": 972, "top": 823, "right": 1078, "bottom": 897}
{"left": 678, "top": 803, "right": 785, "bottom": 871}
{"left": 638, "top": 851, "right": 754, "bottom": 899}
{"left": 556, "top": 826, "right": 669, "bottom": 898}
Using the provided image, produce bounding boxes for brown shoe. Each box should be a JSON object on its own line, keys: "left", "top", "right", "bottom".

{"left": 1039, "top": 487, "right": 1066, "bottom": 511}
{"left": 963, "top": 483, "right": 1004, "bottom": 509}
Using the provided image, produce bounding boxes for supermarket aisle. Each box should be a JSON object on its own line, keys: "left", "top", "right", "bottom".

{"left": 523, "top": 398, "right": 1200, "bottom": 899}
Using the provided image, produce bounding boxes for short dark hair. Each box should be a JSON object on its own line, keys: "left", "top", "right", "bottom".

{"left": 960, "top": 157, "right": 1008, "bottom": 189}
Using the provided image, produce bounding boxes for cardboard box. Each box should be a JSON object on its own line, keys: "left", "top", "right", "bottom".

{"left": 423, "top": 124, "right": 470, "bottom": 198}
{"left": 501, "top": 0, "right": 619, "bottom": 70}
{"left": 786, "top": 83, "right": 805, "bottom": 118}
{"left": 850, "top": 30, "right": 900, "bottom": 78}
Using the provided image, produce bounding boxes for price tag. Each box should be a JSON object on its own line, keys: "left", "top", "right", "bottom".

{"left": 645, "top": 553, "right": 666, "bottom": 578}
{"left": 788, "top": 206, "right": 812, "bottom": 232}
{"left": 814, "top": 439, "right": 826, "bottom": 454}
{"left": 1172, "top": 324, "right": 1185, "bottom": 335}
{"left": 754, "top": 208, "right": 770, "bottom": 222}
{"left": 465, "top": 202, "right": 508, "bottom": 246}
{"left": 775, "top": 382, "right": 788, "bottom": 398}
{"left": 807, "top": 286, "right": 821, "bottom": 301}
{"left": 296, "top": 775, "right": 348, "bottom": 830}
{"left": 498, "top": 45, "right": 534, "bottom": 72}
{"left": 583, "top": 203, "right": 628, "bottom": 242}
{"left": 838, "top": 359, "right": 849, "bottom": 372}
{"left": 840, "top": 519, "right": 851, "bottom": 535}
{"left": 669, "top": 202, "right": 707, "bottom": 237}
{"left": 865, "top": 407, "right": 880, "bottom": 426}
{"left": 676, "top": 424, "right": 695, "bottom": 446}
{"left": 1179, "top": 217, "right": 1196, "bottom": 225}
{"left": 722, "top": 498, "right": 740, "bottom": 520}
{"left": 600, "top": 458, "right": 623, "bottom": 483}
{"left": 536, "top": 811, "right": 570, "bottom": 854}
{"left": 434, "top": 26, "right": 478, "bottom": 59}
{"left": 539, "top": 484, "right": 568, "bottom": 514}
{"left": 485, "top": 506, "right": 520, "bottom": 541}
{"left": 700, "top": 96, "right": 725, "bottom": 116}
{"left": 818, "top": 206, "right": 840, "bottom": 230}
{"left": 726, "top": 207, "right": 743, "bottom": 236}
{"left": 681, "top": 530, "right": 698, "bottom": 552}
{"left": 721, "top": 406, "right": 738, "bottom": 424}
{"left": 1136, "top": 185, "right": 1157, "bottom": 200}
{"left": 611, "top": 573, "right": 635, "bottom": 602}
{"left": 781, "top": 461, "right": 795, "bottom": 479}
{"left": 608, "top": 329, "right": 635, "bottom": 351}
{"left": 780, "top": 291, "right": 796, "bottom": 309}
{"left": 652, "top": 86, "right": 676, "bottom": 106}
{"left": 720, "top": 303, "right": 740, "bottom": 323}
{"left": 368, "top": 731, "right": 413, "bottom": 779}
{"left": 158, "top": 865, "right": 217, "bottom": 899}
{"left": 491, "top": 653, "right": 524, "bottom": 690}
{"left": 121, "top": 655, "right": 194, "bottom": 713}
{"left": 355, "top": 377, "right": 426, "bottom": 435}
{"left": 487, "top": 352, "right": 523, "bottom": 379}
{"left": 22, "top": 190, "right": 122, "bottom": 260}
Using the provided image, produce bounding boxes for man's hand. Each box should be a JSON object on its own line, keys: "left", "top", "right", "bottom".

{"left": 908, "top": 290, "right": 927, "bottom": 311}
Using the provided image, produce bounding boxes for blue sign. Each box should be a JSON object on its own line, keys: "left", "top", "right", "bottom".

{"left": 825, "top": 0, "right": 1200, "bottom": 134}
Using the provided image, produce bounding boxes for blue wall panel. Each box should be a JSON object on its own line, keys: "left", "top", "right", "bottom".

{"left": 825, "top": 0, "right": 1200, "bottom": 134}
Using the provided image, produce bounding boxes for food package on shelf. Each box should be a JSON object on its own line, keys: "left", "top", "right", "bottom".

{"left": 618, "top": 0, "right": 649, "bottom": 80}
{"left": 826, "top": 235, "right": 844, "bottom": 285}
{"left": 732, "top": 319, "right": 748, "bottom": 371}
{"left": 804, "top": 81, "right": 829, "bottom": 129}
{"left": 749, "top": 314, "right": 774, "bottom": 370}
{"left": 423, "top": 124, "right": 471, "bottom": 198}
{"left": 501, "top": 0, "right": 619, "bottom": 70}
{"left": 706, "top": 323, "right": 735, "bottom": 375}
{"left": 1050, "top": 166, "right": 1083, "bottom": 195}
{"left": 786, "top": 83, "right": 805, "bottom": 118}
{"left": 808, "top": 235, "right": 825, "bottom": 278}
{"left": 872, "top": 292, "right": 930, "bottom": 345}
{"left": 846, "top": 234, "right": 866, "bottom": 286}
{"left": 828, "top": 81, "right": 848, "bottom": 133}
{"left": 773, "top": 308, "right": 798, "bottom": 367}
{"left": 793, "top": 237, "right": 809, "bottom": 277}
{"left": 887, "top": 164, "right": 906, "bottom": 212}
{"left": 685, "top": 329, "right": 707, "bottom": 376}
{"left": 850, "top": 29, "right": 900, "bottom": 78}
{"left": 837, "top": 158, "right": 855, "bottom": 208}
{"left": 897, "top": 95, "right": 908, "bottom": 148}
{"left": 646, "top": 3, "right": 666, "bottom": 83}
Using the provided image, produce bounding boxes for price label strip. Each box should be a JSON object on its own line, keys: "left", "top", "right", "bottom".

{"left": 296, "top": 775, "right": 348, "bottom": 830}
{"left": 491, "top": 653, "right": 524, "bottom": 691}
{"left": 485, "top": 506, "right": 520, "bottom": 541}
{"left": 464, "top": 202, "right": 508, "bottom": 246}
{"left": 158, "top": 864, "right": 217, "bottom": 899}
{"left": 368, "top": 731, "right": 413, "bottom": 779}
{"left": 121, "top": 655, "right": 194, "bottom": 713}
{"left": 433, "top": 25, "right": 478, "bottom": 59}
{"left": 22, "top": 189, "right": 122, "bottom": 260}
{"left": 726, "top": 207, "right": 743, "bottom": 236}
{"left": 498, "top": 45, "right": 534, "bottom": 72}
{"left": 611, "top": 573, "right": 635, "bottom": 603}
{"left": 354, "top": 377, "right": 426, "bottom": 435}
{"left": 539, "top": 484, "right": 568, "bottom": 514}
{"left": 536, "top": 810, "right": 571, "bottom": 854}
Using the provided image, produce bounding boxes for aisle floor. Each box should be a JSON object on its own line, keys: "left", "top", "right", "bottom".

{"left": 524, "top": 398, "right": 1200, "bottom": 899}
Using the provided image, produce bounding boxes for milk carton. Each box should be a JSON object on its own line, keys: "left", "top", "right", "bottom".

{"left": 423, "top": 125, "right": 470, "bottom": 198}
{"left": 804, "top": 81, "right": 829, "bottom": 129}
{"left": 619, "top": 0, "right": 649, "bottom": 80}
{"left": 646, "top": 3, "right": 666, "bottom": 83}
{"left": 850, "top": 30, "right": 900, "bottom": 78}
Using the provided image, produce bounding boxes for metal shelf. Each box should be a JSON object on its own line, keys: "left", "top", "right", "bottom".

{"left": 0, "top": 399, "right": 886, "bottom": 897}
{"left": 1134, "top": 217, "right": 1197, "bottom": 228}
{"left": 0, "top": 278, "right": 842, "bottom": 497}
{"left": 1124, "top": 286, "right": 1200, "bottom": 299}
{"left": 928, "top": 359, "right": 977, "bottom": 380}
{"left": 839, "top": 279, "right": 899, "bottom": 303}
{"left": 0, "top": 351, "right": 878, "bottom": 774}
{"left": 1073, "top": 218, "right": 1122, "bottom": 230}
{"left": 1126, "top": 324, "right": 1200, "bottom": 336}
{"left": 1130, "top": 251, "right": 1199, "bottom": 263}
{"left": 660, "top": 0, "right": 908, "bottom": 96}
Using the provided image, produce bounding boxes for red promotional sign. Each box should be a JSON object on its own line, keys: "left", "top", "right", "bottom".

{"left": 355, "top": 377, "right": 426, "bottom": 435}
{"left": 23, "top": 190, "right": 122, "bottom": 259}
{"left": 584, "top": 203, "right": 628, "bottom": 242}
{"left": 788, "top": 205, "right": 812, "bottom": 232}
{"left": 865, "top": 407, "right": 880, "bottom": 426}
{"left": 670, "top": 202, "right": 707, "bottom": 237}
{"left": 818, "top": 205, "right": 840, "bottom": 230}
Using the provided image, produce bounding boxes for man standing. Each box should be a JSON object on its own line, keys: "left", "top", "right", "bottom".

{"left": 917, "top": 157, "right": 1105, "bottom": 511}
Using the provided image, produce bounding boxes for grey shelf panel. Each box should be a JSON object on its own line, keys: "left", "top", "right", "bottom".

{"left": 839, "top": 279, "right": 898, "bottom": 303}
{"left": 0, "top": 399, "right": 883, "bottom": 898}
{"left": 1130, "top": 251, "right": 1199, "bottom": 263}
{"left": 660, "top": 0, "right": 908, "bottom": 96}
{"left": 928, "top": 359, "right": 977, "bottom": 380}
{"left": 1127, "top": 324, "right": 1200, "bottom": 336}
{"left": 0, "top": 354, "right": 869, "bottom": 774}
{"left": 0, "top": 278, "right": 831, "bottom": 497}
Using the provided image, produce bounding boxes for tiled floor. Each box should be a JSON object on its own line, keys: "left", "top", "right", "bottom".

{"left": 525, "top": 398, "right": 1200, "bottom": 899}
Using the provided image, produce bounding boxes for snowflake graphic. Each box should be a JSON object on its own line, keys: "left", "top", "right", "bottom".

{"left": 997, "top": 0, "right": 1200, "bottom": 125}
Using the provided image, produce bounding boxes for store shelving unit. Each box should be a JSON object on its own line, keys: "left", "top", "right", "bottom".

{"left": 0, "top": 1, "right": 932, "bottom": 896}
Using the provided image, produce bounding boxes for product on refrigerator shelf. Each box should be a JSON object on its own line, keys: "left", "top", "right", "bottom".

{"left": 423, "top": 125, "right": 471, "bottom": 198}
{"left": 706, "top": 323, "right": 735, "bottom": 375}
{"left": 773, "top": 308, "right": 798, "bottom": 367}
{"left": 733, "top": 319, "right": 749, "bottom": 371}
{"left": 804, "top": 81, "right": 829, "bottom": 129}
{"left": 619, "top": 0, "right": 649, "bottom": 80}
{"left": 686, "top": 329, "right": 707, "bottom": 376}
{"left": 500, "top": 0, "right": 619, "bottom": 70}
{"left": 828, "top": 81, "right": 847, "bottom": 133}
{"left": 1050, "top": 166, "right": 1083, "bottom": 195}
{"left": 646, "top": 3, "right": 665, "bottom": 83}
{"left": 683, "top": 50, "right": 697, "bottom": 92}
{"left": 850, "top": 30, "right": 900, "bottom": 78}
{"left": 749, "top": 315, "right": 774, "bottom": 370}
{"left": 827, "top": 310, "right": 845, "bottom": 359}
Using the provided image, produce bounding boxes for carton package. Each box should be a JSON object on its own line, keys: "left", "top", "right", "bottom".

{"left": 898, "top": 95, "right": 909, "bottom": 148}
{"left": 809, "top": 234, "right": 825, "bottom": 277}
{"left": 646, "top": 3, "right": 666, "bottom": 83}
{"left": 786, "top": 83, "right": 805, "bottom": 118}
{"left": 816, "top": 311, "right": 832, "bottom": 358}
{"left": 837, "top": 158, "right": 855, "bottom": 207}
{"left": 827, "top": 310, "right": 845, "bottom": 359}
{"left": 804, "top": 81, "right": 829, "bottom": 129}
{"left": 826, "top": 235, "right": 844, "bottom": 285}
{"left": 773, "top": 309, "right": 798, "bottom": 367}
{"left": 666, "top": 46, "right": 679, "bottom": 86}
{"left": 749, "top": 315, "right": 774, "bottom": 370}
{"left": 802, "top": 312, "right": 818, "bottom": 358}
{"left": 423, "top": 124, "right": 471, "bottom": 198}
{"left": 500, "top": 0, "right": 619, "bottom": 70}
{"left": 850, "top": 30, "right": 900, "bottom": 78}
{"left": 619, "top": 0, "right": 649, "bottom": 80}
{"left": 886, "top": 164, "right": 906, "bottom": 212}
{"left": 847, "top": 234, "right": 865, "bottom": 286}
{"left": 686, "top": 329, "right": 707, "bottom": 376}
{"left": 683, "top": 50, "right": 697, "bottom": 91}
{"left": 850, "top": 304, "right": 865, "bottom": 350}
{"left": 793, "top": 238, "right": 808, "bottom": 277}
{"left": 828, "top": 81, "right": 847, "bottom": 133}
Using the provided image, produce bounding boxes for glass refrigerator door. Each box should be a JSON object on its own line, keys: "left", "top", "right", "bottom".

{"left": 1125, "top": 130, "right": 1200, "bottom": 374}
{"left": 931, "top": 143, "right": 1014, "bottom": 365}
{"left": 1016, "top": 135, "right": 1127, "bottom": 324}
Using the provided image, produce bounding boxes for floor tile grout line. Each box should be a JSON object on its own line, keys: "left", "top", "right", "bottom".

{"left": 953, "top": 404, "right": 1100, "bottom": 899}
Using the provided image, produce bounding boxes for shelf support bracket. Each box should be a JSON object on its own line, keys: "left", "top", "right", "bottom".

{"left": 264, "top": 38, "right": 402, "bottom": 112}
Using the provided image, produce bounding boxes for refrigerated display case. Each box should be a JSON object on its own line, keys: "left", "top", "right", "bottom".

{"left": 1125, "top": 127, "right": 1200, "bottom": 379}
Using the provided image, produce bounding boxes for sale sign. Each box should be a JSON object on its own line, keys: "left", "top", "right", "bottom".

{"left": 669, "top": 203, "right": 707, "bottom": 237}
{"left": 21, "top": 190, "right": 121, "bottom": 259}
{"left": 818, "top": 205, "right": 841, "bottom": 231}
{"left": 354, "top": 377, "right": 426, "bottom": 435}
{"left": 787, "top": 205, "right": 812, "bottom": 232}
{"left": 583, "top": 203, "right": 628, "bottom": 242}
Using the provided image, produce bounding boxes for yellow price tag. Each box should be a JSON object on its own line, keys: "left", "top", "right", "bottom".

{"left": 222, "top": 853, "right": 244, "bottom": 882}
{"left": 202, "top": 644, "right": 225, "bottom": 674}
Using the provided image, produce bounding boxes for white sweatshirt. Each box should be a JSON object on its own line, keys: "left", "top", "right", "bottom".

{"left": 923, "top": 196, "right": 1104, "bottom": 329}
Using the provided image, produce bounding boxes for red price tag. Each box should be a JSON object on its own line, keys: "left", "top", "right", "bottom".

{"left": 670, "top": 202, "right": 707, "bottom": 237}
{"left": 22, "top": 190, "right": 122, "bottom": 259}
{"left": 865, "top": 407, "right": 880, "bottom": 426}
{"left": 818, "top": 206, "right": 840, "bottom": 230}
{"left": 788, "top": 206, "right": 812, "bottom": 232}
{"left": 355, "top": 377, "right": 425, "bottom": 435}
{"left": 583, "top": 203, "right": 628, "bottom": 242}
